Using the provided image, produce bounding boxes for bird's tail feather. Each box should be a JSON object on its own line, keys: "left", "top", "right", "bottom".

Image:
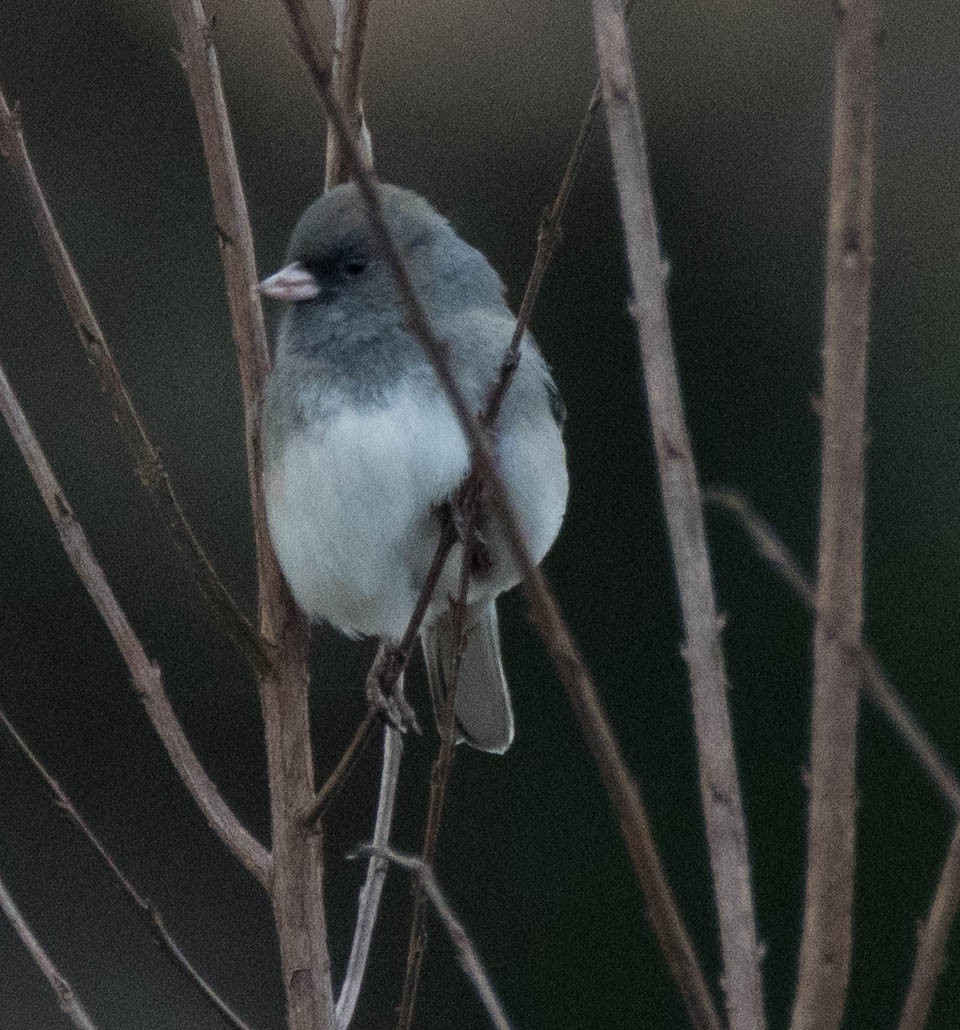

{"left": 421, "top": 601, "right": 514, "bottom": 754}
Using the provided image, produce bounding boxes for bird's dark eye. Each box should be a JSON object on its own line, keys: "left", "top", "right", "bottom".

{"left": 342, "top": 257, "right": 367, "bottom": 275}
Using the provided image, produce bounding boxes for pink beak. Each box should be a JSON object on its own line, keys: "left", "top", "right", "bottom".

{"left": 258, "top": 262, "right": 320, "bottom": 302}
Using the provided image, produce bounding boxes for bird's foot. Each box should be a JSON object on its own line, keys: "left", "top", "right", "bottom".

{"left": 365, "top": 644, "right": 422, "bottom": 736}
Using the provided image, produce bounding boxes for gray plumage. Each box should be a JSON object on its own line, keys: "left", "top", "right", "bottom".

{"left": 261, "top": 182, "right": 568, "bottom": 752}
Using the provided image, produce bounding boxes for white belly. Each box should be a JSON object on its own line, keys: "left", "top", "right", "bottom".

{"left": 264, "top": 385, "right": 568, "bottom": 640}
{"left": 265, "top": 386, "right": 470, "bottom": 639}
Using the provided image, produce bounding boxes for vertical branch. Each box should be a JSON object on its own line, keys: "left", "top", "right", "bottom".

{"left": 589, "top": 3, "right": 765, "bottom": 1027}
{"left": 166, "top": 0, "right": 272, "bottom": 582}
{"left": 278, "top": 0, "right": 373, "bottom": 190}
{"left": 790, "top": 2, "right": 877, "bottom": 1027}
{"left": 167, "top": 3, "right": 334, "bottom": 1027}
{"left": 325, "top": 0, "right": 373, "bottom": 188}
{"left": 0, "top": 872, "right": 98, "bottom": 1030}
{"left": 396, "top": 493, "right": 481, "bottom": 1030}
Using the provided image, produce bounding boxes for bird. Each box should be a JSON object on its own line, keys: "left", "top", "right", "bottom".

{"left": 259, "top": 182, "right": 568, "bottom": 753}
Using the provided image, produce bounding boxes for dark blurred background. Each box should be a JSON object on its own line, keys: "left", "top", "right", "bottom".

{"left": 1, "top": 0, "right": 959, "bottom": 1027}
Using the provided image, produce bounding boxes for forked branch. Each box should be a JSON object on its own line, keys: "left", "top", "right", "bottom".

{"left": 362, "top": 847, "right": 514, "bottom": 1030}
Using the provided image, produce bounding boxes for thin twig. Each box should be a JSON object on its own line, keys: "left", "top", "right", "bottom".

{"left": 0, "top": 870, "right": 98, "bottom": 1030}
{"left": 396, "top": 480, "right": 481, "bottom": 1030}
{"left": 898, "top": 823, "right": 960, "bottom": 1030}
{"left": 167, "top": 3, "right": 334, "bottom": 1027}
{"left": 482, "top": 3, "right": 638, "bottom": 429}
{"left": 705, "top": 488, "right": 960, "bottom": 818}
{"left": 324, "top": 0, "right": 373, "bottom": 189}
{"left": 0, "top": 706, "right": 258, "bottom": 1030}
{"left": 791, "top": 1, "right": 878, "bottom": 1025}
{"left": 167, "top": 0, "right": 274, "bottom": 591}
{"left": 482, "top": 91, "right": 601, "bottom": 430}
{"left": 0, "top": 360, "right": 271, "bottom": 887}
{"left": 303, "top": 708, "right": 379, "bottom": 827}
{"left": 590, "top": 3, "right": 765, "bottom": 1027}
{"left": 335, "top": 724, "right": 404, "bottom": 1029}
{"left": 0, "top": 83, "right": 270, "bottom": 679}
{"left": 362, "top": 847, "right": 513, "bottom": 1030}
{"left": 272, "top": 17, "right": 723, "bottom": 1030}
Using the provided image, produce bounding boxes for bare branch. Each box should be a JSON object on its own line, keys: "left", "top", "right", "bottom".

{"left": 0, "top": 706, "right": 259, "bottom": 1030}
{"left": 362, "top": 847, "right": 514, "bottom": 1030}
{"left": 278, "top": 0, "right": 373, "bottom": 189}
{"left": 898, "top": 824, "right": 960, "bottom": 1030}
{"left": 0, "top": 870, "right": 98, "bottom": 1030}
{"left": 483, "top": 5, "right": 642, "bottom": 428}
{"left": 703, "top": 489, "right": 817, "bottom": 609}
{"left": 271, "top": 22, "right": 722, "bottom": 1030}
{"left": 484, "top": 93, "right": 602, "bottom": 428}
{"left": 0, "top": 361, "right": 271, "bottom": 886}
{"left": 706, "top": 488, "right": 960, "bottom": 818}
{"left": 335, "top": 725, "right": 403, "bottom": 1029}
{"left": 791, "top": 1, "right": 878, "bottom": 1024}
{"left": 166, "top": 0, "right": 273, "bottom": 590}
{"left": 325, "top": 0, "right": 374, "bottom": 188}
{"left": 589, "top": 2, "right": 764, "bottom": 1026}
{"left": 396, "top": 483, "right": 481, "bottom": 1030}
{"left": 167, "top": 3, "right": 334, "bottom": 1025}
{"left": 0, "top": 83, "right": 270, "bottom": 678}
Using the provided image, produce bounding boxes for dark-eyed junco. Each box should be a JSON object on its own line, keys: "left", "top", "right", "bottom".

{"left": 259, "top": 183, "right": 567, "bottom": 752}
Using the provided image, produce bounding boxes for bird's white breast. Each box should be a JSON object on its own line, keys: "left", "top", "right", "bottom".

{"left": 264, "top": 385, "right": 470, "bottom": 639}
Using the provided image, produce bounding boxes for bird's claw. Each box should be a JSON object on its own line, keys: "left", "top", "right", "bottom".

{"left": 365, "top": 646, "right": 422, "bottom": 736}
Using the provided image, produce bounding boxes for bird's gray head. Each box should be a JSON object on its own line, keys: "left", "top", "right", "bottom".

{"left": 259, "top": 182, "right": 505, "bottom": 317}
